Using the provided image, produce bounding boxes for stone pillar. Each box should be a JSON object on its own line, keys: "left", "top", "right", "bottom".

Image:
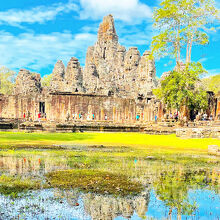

{"left": 101, "top": 108, "right": 104, "bottom": 120}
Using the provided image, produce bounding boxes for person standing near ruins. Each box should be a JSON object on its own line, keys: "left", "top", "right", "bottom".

{"left": 38, "top": 112, "right": 41, "bottom": 123}
{"left": 155, "top": 115, "right": 157, "bottom": 123}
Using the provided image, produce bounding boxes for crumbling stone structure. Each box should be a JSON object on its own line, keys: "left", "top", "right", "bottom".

{"left": 83, "top": 15, "right": 157, "bottom": 98}
{"left": 3, "top": 15, "right": 218, "bottom": 125}
{"left": 48, "top": 14, "right": 157, "bottom": 99}
{"left": 0, "top": 14, "right": 160, "bottom": 124}
{"left": 14, "top": 69, "right": 42, "bottom": 95}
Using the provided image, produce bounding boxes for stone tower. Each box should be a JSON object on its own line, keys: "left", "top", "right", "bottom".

{"left": 83, "top": 14, "right": 157, "bottom": 99}
{"left": 50, "top": 60, "right": 65, "bottom": 92}
{"left": 50, "top": 58, "right": 84, "bottom": 93}
{"left": 65, "top": 57, "right": 84, "bottom": 93}
{"left": 83, "top": 14, "right": 126, "bottom": 96}
{"left": 14, "top": 69, "right": 42, "bottom": 95}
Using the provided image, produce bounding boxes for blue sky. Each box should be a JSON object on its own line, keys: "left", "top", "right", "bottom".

{"left": 0, "top": 0, "right": 219, "bottom": 78}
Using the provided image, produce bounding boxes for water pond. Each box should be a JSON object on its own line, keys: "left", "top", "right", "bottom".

{"left": 0, "top": 145, "right": 219, "bottom": 220}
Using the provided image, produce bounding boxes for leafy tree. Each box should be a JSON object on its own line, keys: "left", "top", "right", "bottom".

{"left": 154, "top": 62, "right": 208, "bottom": 118}
{"left": 151, "top": 0, "right": 219, "bottom": 117}
{"left": 42, "top": 74, "right": 52, "bottom": 87}
{"left": 202, "top": 74, "right": 220, "bottom": 94}
{"left": 151, "top": 0, "right": 219, "bottom": 65}
{"left": 0, "top": 66, "right": 16, "bottom": 95}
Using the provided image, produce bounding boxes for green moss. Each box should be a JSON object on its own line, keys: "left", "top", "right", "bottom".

{"left": 46, "top": 169, "right": 144, "bottom": 196}
{"left": 0, "top": 175, "right": 41, "bottom": 198}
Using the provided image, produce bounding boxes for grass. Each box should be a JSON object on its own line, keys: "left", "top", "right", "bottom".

{"left": 0, "top": 131, "right": 219, "bottom": 154}
{"left": 0, "top": 175, "right": 41, "bottom": 198}
{"left": 0, "top": 131, "right": 219, "bottom": 198}
{"left": 45, "top": 169, "right": 144, "bottom": 196}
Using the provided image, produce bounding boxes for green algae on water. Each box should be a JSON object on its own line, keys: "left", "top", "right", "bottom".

{"left": 46, "top": 169, "right": 144, "bottom": 196}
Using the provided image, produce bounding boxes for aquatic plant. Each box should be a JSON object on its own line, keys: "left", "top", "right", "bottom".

{"left": 0, "top": 175, "right": 41, "bottom": 198}
{"left": 45, "top": 169, "right": 144, "bottom": 196}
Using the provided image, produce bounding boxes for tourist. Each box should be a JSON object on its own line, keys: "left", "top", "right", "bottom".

{"left": 79, "top": 113, "right": 81, "bottom": 119}
{"left": 136, "top": 115, "right": 140, "bottom": 121}
{"left": 155, "top": 115, "right": 157, "bottom": 123}
{"left": 87, "top": 115, "right": 90, "bottom": 120}
{"left": 92, "top": 113, "right": 95, "bottom": 120}
{"left": 105, "top": 115, "right": 108, "bottom": 120}
{"left": 23, "top": 112, "right": 26, "bottom": 121}
{"left": 38, "top": 112, "right": 41, "bottom": 123}
{"left": 174, "top": 112, "right": 178, "bottom": 121}
{"left": 72, "top": 113, "right": 75, "bottom": 120}
{"left": 203, "top": 113, "right": 207, "bottom": 121}
{"left": 170, "top": 113, "right": 173, "bottom": 119}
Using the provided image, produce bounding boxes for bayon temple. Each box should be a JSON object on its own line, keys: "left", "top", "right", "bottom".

{"left": 0, "top": 15, "right": 219, "bottom": 125}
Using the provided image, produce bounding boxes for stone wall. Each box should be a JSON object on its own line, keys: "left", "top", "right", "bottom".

{"left": 0, "top": 93, "right": 159, "bottom": 123}
{"left": 176, "top": 127, "right": 220, "bottom": 138}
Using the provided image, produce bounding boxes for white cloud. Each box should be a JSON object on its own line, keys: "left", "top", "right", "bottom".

{"left": 79, "top": 0, "right": 152, "bottom": 23}
{"left": 198, "top": 57, "right": 208, "bottom": 63}
{"left": 115, "top": 21, "right": 154, "bottom": 51}
{"left": 206, "top": 68, "right": 220, "bottom": 76}
{"left": 0, "top": 1, "right": 78, "bottom": 26}
{"left": 0, "top": 31, "right": 97, "bottom": 74}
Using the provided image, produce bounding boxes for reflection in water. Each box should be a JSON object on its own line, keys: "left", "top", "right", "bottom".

{"left": 54, "top": 189, "right": 150, "bottom": 220}
{"left": 0, "top": 156, "right": 69, "bottom": 176}
{"left": 0, "top": 188, "right": 219, "bottom": 220}
{"left": 83, "top": 191, "right": 149, "bottom": 220}
{"left": 0, "top": 154, "right": 219, "bottom": 219}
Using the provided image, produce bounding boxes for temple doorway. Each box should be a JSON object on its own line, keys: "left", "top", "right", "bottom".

{"left": 39, "top": 102, "right": 45, "bottom": 114}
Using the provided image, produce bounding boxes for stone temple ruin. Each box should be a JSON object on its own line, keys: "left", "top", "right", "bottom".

{"left": 0, "top": 15, "right": 219, "bottom": 129}
{"left": 49, "top": 15, "right": 157, "bottom": 98}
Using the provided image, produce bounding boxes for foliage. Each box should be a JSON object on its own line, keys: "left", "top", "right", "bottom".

{"left": 202, "top": 74, "right": 220, "bottom": 93}
{"left": 0, "top": 66, "right": 16, "bottom": 95}
{"left": 42, "top": 74, "right": 52, "bottom": 87}
{"left": 153, "top": 62, "right": 208, "bottom": 114}
{"left": 154, "top": 169, "right": 218, "bottom": 215}
{"left": 46, "top": 169, "right": 143, "bottom": 196}
{"left": 151, "top": 0, "right": 219, "bottom": 64}
{"left": 0, "top": 175, "right": 41, "bottom": 198}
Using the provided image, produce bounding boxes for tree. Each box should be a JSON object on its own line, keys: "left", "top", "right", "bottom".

{"left": 151, "top": 0, "right": 219, "bottom": 65}
{"left": 42, "top": 74, "right": 52, "bottom": 87}
{"left": 151, "top": 0, "right": 219, "bottom": 118}
{"left": 202, "top": 74, "right": 220, "bottom": 94}
{"left": 154, "top": 62, "right": 208, "bottom": 119}
{"left": 0, "top": 66, "right": 16, "bottom": 95}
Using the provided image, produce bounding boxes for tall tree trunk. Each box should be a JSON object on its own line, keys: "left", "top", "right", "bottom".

{"left": 188, "top": 35, "right": 194, "bottom": 63}
{"left": 186, "top": 39, "right": 190, "bottom": 64}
